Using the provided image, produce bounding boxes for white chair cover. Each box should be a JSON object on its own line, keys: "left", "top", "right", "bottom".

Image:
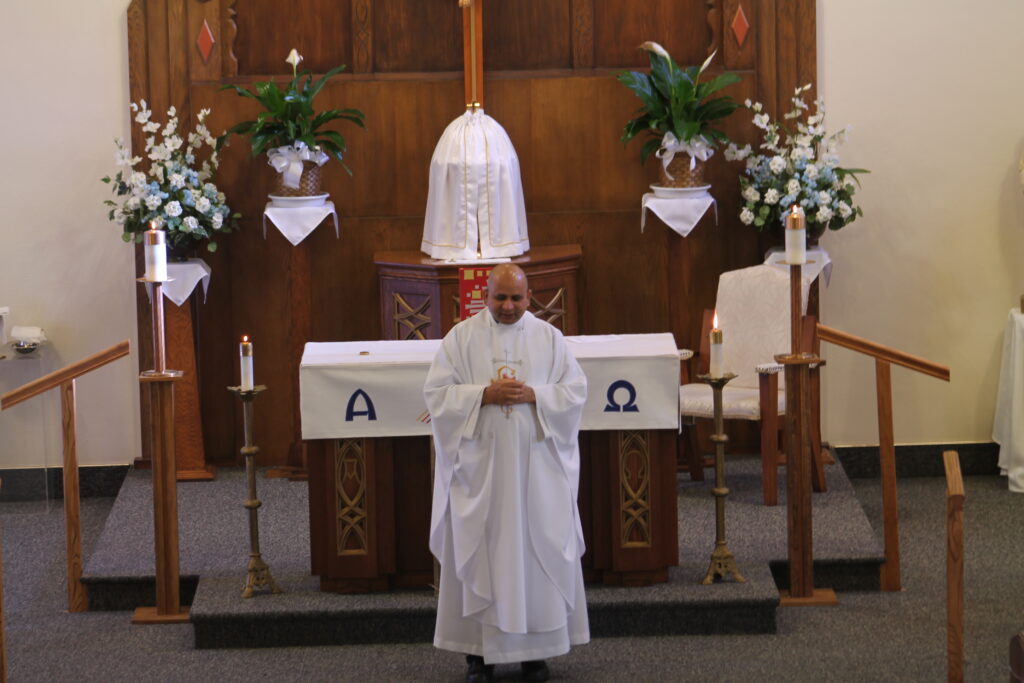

{"left": 421, "top": 109, "right": 529, "bottom": 260}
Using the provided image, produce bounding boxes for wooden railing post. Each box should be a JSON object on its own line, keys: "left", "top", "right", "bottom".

{"left": 60, "top": 380, "right": 87, "bottom": 612}
{"left": 944, "top": 450, "right": 965, "bottom": 683}
{"left": 875, "top": 358, "right": 901, "bottom": 591}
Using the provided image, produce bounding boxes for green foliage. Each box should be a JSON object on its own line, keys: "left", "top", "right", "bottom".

{"left": 218, "top": 60, "right": 365, "bottom": 173}
{"left": 617, "top": 45, "right": 741, "bottom": 163}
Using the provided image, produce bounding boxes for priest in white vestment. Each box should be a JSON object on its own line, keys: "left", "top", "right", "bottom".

{"left": 424, "top": 264, "right": 589, "bottom": 682}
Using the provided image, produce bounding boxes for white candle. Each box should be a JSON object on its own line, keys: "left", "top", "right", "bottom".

{"left": 709, "top": 311, "right": 724, "bottom": 378}
{"left": 240, "top": 335, "right": 254, "bottom": 390}
{"left": 144, "top": 222, "right": 167, "bottom": 281}
{"left": 785, "top": 205, "right": 806, "bottom": 265}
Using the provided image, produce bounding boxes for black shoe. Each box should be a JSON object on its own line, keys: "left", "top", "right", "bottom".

{"left": 521, "top": 660, "right": 550, "bottom": 682}
{"left": 466, "top": 654, "right": 494, "bottom": 683}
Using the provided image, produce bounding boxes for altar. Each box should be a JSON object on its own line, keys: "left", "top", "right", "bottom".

{"left": 301, "top": 333, "right": 682, "bottom": 592}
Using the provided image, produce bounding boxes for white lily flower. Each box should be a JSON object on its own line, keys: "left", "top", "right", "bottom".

{"left": 639, "top": 41, "right": 671, "bottom": 61}
{"left": 286, "top": 48, "right": 304, "bottom": 71}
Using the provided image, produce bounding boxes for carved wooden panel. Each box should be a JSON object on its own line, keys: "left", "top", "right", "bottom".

{"left": 335, "top": 439, "right": 369, "bottom": 555}
{"left": 619, "top": 430, "right": 652, "bottom": 547}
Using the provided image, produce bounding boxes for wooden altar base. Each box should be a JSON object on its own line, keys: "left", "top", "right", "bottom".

{"left": 81, "top": 458, "right": 883, "bottom": 645}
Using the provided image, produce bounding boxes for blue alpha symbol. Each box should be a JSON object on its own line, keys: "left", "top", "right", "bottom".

{"left": 345, "top": 389, "right": 377, "bottom": 421}
{"left": 603, "top": 379, "right": 639, "bottom": 413}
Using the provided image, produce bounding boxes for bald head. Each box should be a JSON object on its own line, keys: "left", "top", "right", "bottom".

{"left": 485, "top": 264, "right": 531, "bottom": 324}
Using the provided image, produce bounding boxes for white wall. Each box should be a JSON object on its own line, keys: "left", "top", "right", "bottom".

{"left": 817, "top": 0, "right": 1024, "bottom": 446}
{"left": 0, "top": 0, "right": 138, "bottom": 468}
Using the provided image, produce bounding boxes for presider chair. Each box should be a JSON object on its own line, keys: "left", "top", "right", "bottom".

{"left": 678, "top": 264, "right": 813, "bottom": 506}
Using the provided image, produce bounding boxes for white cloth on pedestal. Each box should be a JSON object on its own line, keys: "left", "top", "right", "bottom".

{"left": 992, "top": 308, "right": 1024, "bottom": 493}
{"left": 640, "top": 192, "right": 717, "bottom": 237}
{"left": 421, "top": 109, "right": 529, "bottom": 260}
{"left": 763, "top": 246, "right": 833, "bottom": 286}
{"left": 263, "top": 202, "right": 339, "bottom": 246}
{"left": 163, "top": 259, "right": 212, "bottom": 307}
{"left": 425, "top": 310, "right": 589, "bottom": 663}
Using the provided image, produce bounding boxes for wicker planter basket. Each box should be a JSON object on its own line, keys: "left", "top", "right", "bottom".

{"left": 273, "top": 162, "right": 323, "bottom": 196}
{"left": 658, "top": 155, "right": 707, "bottom": 188}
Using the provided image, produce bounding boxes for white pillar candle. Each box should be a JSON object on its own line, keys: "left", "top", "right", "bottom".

{"left": 709, "top": 312, "right": 724, "bottom": 378}
{"left": 144, "top": 224, "right": 167, "bottom": 281}
{"left": 240, "top": 335, "right": 254, "bottom": 390}
{"left": 785, "top": 205, "right": 806, "bottom": 265}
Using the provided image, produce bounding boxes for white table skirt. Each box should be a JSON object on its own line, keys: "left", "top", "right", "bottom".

{"left": 300, "top": 333, "right": 680, "bottom": 439}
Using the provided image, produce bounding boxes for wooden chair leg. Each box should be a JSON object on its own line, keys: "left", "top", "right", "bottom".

{"left": 759, "top": 373, "right": 780, "bottom": 506}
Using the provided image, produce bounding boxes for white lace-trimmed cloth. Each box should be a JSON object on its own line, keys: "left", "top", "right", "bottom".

{"left": 421, "top": 109, "right": 529, "bottom": 260}
{"left": 263, "top": 203, "right": 340, "bottom": 246}
{"left": 680, "top": 264, "right": 810, "bottom": 420}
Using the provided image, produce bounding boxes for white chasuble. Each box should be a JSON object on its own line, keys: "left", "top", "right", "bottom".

{"left": 425, "top": 311, "right": 589, "bottom": 663}
{"left": 421, "top": 109, "right": 530, "bottom": 261}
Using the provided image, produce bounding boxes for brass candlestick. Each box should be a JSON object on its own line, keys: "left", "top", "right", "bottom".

{"left": 228, "top": 384, "right": 281, "bottom": 598}
{"left": 699, "top": 372, "right": 745, "bottom": 585}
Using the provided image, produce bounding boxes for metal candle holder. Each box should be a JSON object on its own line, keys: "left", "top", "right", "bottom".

{"left": 228, "top": 384, "right": 281, "bottom": 598}
{"left": 698, "top": 371, "right": 745, "bottom": 585}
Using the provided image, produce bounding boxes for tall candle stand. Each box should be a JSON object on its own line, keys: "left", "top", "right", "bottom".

{"left": 775, "top": 257, "right": 837, "bottom": 606}
{"left": 228, "top": 384, "right": 281, "bottom": 597}
{"left": 133, "top": 275, "right": 190, "bottom": 624}
{"left": 700, "top": 372, "right": 745, "bottom": 584}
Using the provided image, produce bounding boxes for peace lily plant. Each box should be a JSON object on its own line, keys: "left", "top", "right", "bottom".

{"left": 725, "top": 84, "right": 868, "bottom": 235}
{"left": 218, "top": 49, "right": 365, "bottom": 189}
{"left": 618, "top": 42, "right": 740, "bottom": 180}
{"left": 103, "top": 102, "right": 239, "bottom": 252}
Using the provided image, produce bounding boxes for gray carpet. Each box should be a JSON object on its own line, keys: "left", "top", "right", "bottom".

{"left": 3, "top": 467, "right": 1023, "bottom": 680}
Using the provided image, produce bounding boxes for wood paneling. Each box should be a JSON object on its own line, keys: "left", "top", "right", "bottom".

{"left": 232, "top": 0, "right": 352, "bottom": 75}
{"left": 130, "top": 0, "right": 814, "bottom": 466}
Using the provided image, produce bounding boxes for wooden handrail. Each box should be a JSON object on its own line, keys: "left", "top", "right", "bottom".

{"left": 817, "top": 324, "right": 950, "bottom": 382}
{"left": 943, "top": 450, "right": 965, "bottom": 683}
{"left": 0, "top": 340, "right": 130, "bottom": 410}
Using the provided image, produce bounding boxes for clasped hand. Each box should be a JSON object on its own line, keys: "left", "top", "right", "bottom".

{"left": 483, "top": 378, "right": 535, "bottom": 406}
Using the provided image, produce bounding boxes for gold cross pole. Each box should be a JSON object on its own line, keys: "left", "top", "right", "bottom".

{"left": 461, "top": 0, "right": 484, "bottom": 108}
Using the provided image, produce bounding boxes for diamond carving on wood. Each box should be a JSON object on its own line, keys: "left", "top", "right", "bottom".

{"left": 197, "top": 19, "right": 216, "bottom": 63}
{"left": 731, "top": 5, "right": 750, "bottom": 48}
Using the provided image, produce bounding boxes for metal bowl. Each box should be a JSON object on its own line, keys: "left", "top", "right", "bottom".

{"left": 12, "top": 341, "right": 39, "bottom": 355}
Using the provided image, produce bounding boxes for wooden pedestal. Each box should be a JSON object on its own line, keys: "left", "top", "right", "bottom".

{"left": 307, "top": 429, "right": 678, "bottom": 592}
{"left": 374, "top": 245, "right": 581, "bottom": 340}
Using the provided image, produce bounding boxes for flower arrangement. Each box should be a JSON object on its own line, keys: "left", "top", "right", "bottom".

{"left": 102, "top": 102, "right": 239, "bottom": 252}
{"left": 618, "top": 42, "right": 740, "bottom": 178}
{"left": 218, "top": 49, "right": 365, "bottom": 187}
{"left": 725, "top": 84, "right": 868, "bottom": 234}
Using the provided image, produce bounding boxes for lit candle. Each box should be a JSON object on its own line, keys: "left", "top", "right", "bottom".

{"left": 240, "top": 335, "right": 254, "bottom": 390}
{"left": 709, "top": 311, "right": 724, "bottom": 378}
{"left": 785, "top": 205, "right": 806, "bottom": 265}
{"left": 144, "top": 221, "right": 167, "bottom": 281}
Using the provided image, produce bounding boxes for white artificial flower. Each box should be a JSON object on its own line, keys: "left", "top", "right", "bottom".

{"left": 165, "top": 136, "right": 183, "bottom": 152}
{"left": 769, "top": 155, "right": 786, "bottom": 174}
{"left": 753, "top": 113, "right": 770, "bottom": 130}
{"left": 744, "top": 98, "right": 752, "bottom": 108}
{"left": 815, "top": 206, "right": 833, "bottom": 223}
{"left": 183, "top": 216, "right": 199, "bottom": 232}
{"left": 742, "top": 185, "right": 760, "bottom": 202}
{"left": 145, "top": 194, "right": 163, "bottom": 210}
{"left": 126, "top": 196, "right": 141, "bottom": 210}
{"left": 165, "top": 201, "right": 182, "bottom": 217}
{"left": 169, "top": 173, "right": 185, "bottom": 189}
{"left": 196, "top": 196, "right": 212, "bottom": 214}
{"left": 203, "top": 183, "right": 217, "bottom": 195}
{"left": 786, "top": 179, "right": 801, "bottom": 195}
{"left": 817, "top": 190, "right": 832, "bottom": 206}
{"left": 216, "top": 192, "right": 226, "bottom": 204}
{"left": 740, "top": 207, "right": 755, "bottom": 225}
{"left": 143, "top": 121, "right": 160, "bottom": 134}
{"left": 837, "top": 201, "right": 852, "bottom": 218}
{"left": 129, "top": 171, "right": 147, "bottom": 187}
{"left": 764, "top": 188, "right": 780, "bottom": 205}
{"left": 751, "top": 101, "right": 763, "bottom": 113}
{"left": 113, "top": 209, "right": 127, "bottom": 225}
{"left": 134, "top": 107, "right": 152, "bottom": 124}
{"left": 804, "top": 163, "right": 819, "bottom": 179}
{"left": 167, "top": 106, "right": 177, "bottom": 117}
{"left": 115, "top": 148, "right": 134, "bottom": 166}
{"left": 212, "top": 212, "right": 224, "bottom": 229}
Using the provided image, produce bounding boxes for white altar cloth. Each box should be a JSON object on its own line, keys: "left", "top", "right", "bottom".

{"left": 300, "top": 332, "right": 679, "bottom": 439}
{"left": 640, "top": 192, "right": 717, "bottom": 238}
{"left": 164, "top": 259, "right": 211, "bottom": 306}
{"left": 992, "top": 308, "right": 1024, "bottom": 493}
